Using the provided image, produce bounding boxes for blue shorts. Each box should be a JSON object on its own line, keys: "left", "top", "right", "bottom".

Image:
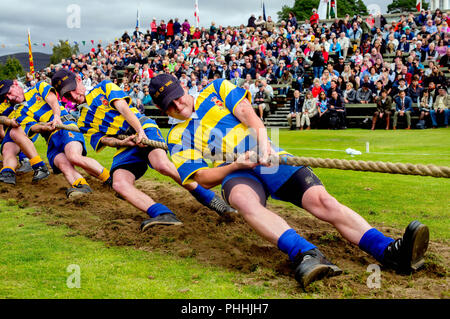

{"left": 1, "top": 127, "right": 39, "bottom": 153}
{"left": 47, "top": 121, "right": 86, "bottom": 174}
{"left": 221, "top": 164, "right": 303, "bottom": 200}
{"left": 110, "top": 125, "right": 166, "bottom": 180}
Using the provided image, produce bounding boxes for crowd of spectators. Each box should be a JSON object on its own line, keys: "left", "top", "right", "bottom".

{"left": 24, "top": 8, "right": 450, "bottom": 130}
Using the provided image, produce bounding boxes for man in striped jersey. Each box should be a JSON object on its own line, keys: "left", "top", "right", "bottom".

{"left": 0, "top": 80, "right": 51, "bottom": 185}
{"left": 52, "top": 69, "right": 235, "bottom": 231}
{"left": 150, "top": 74, "right": 429, "bottom": 288}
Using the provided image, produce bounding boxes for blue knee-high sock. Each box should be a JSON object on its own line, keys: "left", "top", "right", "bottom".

{"left": 278, "top": 229, "right": 317, "bottom": 262}
{"left": 146, "top": 203, "right": 174, "bottom": 218}
{"left": 18, "top": 152, "right": 27, "bottom": 162}
{"left": 358, "top": 228, "right": 394, "bottom": 262}
{"left": 190, "top": 184, "right": 215, "bottom": 205}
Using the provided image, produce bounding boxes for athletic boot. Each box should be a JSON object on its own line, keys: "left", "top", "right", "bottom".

{"left": 294, "top": 248, "right": 342, "bottom": 288}
{"left": 381, "top": 220, "right": 429, "bottom": 274}
{"left": 140, "top": 213, "right": 183, "bottom": 232}
{"left": 16, "top": 158, "right": 33, "bottom": 174}
{"left": 0, "top": 170, "right": 16, "bottom": 185}
{"left": 206, "top": 194, "right": 237, "bottom": 216}
{"left": 32, "top": 165, "right": 51, "bottom": 183}
{"left": 66, "top": 184, "right": 93, "bottom": 199}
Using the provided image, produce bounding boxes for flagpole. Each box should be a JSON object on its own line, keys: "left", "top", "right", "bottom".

{"left": 327, "top": 1, "right": 330, "bottom": 20}
{"left": 335, "top": 0, "right": 337, "bottom": 19}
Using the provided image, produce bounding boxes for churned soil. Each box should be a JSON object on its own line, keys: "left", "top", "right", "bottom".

{"left": 1, "top": 170, "right": 448, "bottom": 298}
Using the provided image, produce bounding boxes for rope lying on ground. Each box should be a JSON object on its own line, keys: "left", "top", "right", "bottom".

{"left": 5, "top": 120, "right": 447, "bottom": 178}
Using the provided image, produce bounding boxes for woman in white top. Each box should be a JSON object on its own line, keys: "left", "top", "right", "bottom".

{"left": 300, "top": 90, "right": 318, "bottom": 130}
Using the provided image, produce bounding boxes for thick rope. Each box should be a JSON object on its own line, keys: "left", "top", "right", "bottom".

{"left": 10, "top": 120, "right": 447, "bottom": 178}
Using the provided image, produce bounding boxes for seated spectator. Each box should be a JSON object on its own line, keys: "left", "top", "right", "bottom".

{"left": 317, "top": 91, "right": 329, "bottom": 128}
{"left": 141, "top": 87, "right": 153, "bottom": 106}
{"left": 372, "top": 80, "right": 384, "bottom": 100}
{"left": 430, "top": 87, "right": 450, "bottom": 128}
{"left": 356, "top": 83, "right": 372, "bottom": 104}
{"left": 393, "top": 90, "right": 413, "bottom": 130}
{"left": 278, "top": 69, "right": 293, "bottom": 96}
{"left": 328, "top": 90, "right": 346, "bottom": 129}
{"left": 311, "top": 78, "right": 324, "bottom": 98}
{"left": 372, "top": 89, "right": 393, "bottom": 130}
{"left": 129, "top": 85, "right": 145, "bottom": 114}
{"left": 417, "top": 89, "right": 433, "bottom": 128}
{"left": 326, "top": 80, "right": 341, "bottom": 98}
{"left": 253, "top": 84, "right": 271, "bottom": 120}
{"left": 343, "top": 82, "right": 357, "bottom": 104}
{"left": 407, "top": 77, "right": 423, "bottom": 108}
{"left": 242, "top": 62, "right": 256, "bottom": 79}
{"left": 286, "top": 90, "right": 303, "bottom": 129}
{"left": 300, "top": 90, "right": 318, "bottom": 130}
{"left": 290, "top": 59, "right": 305, "bottom": 92}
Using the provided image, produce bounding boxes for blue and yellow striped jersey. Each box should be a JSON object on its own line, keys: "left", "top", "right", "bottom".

{"left": 16, "top": 81, "right": 68, "bottom": 125}
{"left": 78, "top": 80, "right": 156, "bottom": 152}
{"left": 0, "top": 100, "right": 15, "bottom": 119}
{"left": 167, "top": 79, "right": 289, "bottom": 185}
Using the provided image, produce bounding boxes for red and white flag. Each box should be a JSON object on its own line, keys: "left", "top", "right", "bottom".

{"left": 194, "top": 0, "right": 200, "bottom": 27}
{"left": 416, "top": 0, "right": 422, "bottom": 12}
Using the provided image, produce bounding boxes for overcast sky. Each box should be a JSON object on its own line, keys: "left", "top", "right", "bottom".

{"left": 0, "top": 0, "right": 389, "bottom": 56}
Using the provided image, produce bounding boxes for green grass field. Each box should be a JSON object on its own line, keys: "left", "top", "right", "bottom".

{"left": 0, "top": 128, "right": 448, "bottom": 298}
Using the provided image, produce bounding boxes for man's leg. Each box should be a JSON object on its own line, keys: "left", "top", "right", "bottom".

{"left": 444, "top": 109, "right": 450, "bottom": 126}
{"left": 295, "top": 113, "right": 301, "bottom": 128}
{"left": 223, "top": 175, "right": 341, "bottom": 288}
{"left": 406, "top": 111, "right": 411, "bottom": 129}
{"left": 287, "top": 114, "right": 293, "bottom": 128}
{"left": 274, "top": 166, "right": 428, "bottom": 275}
{"left": 64, "top": 141, "right": 109, "bottom": 183}
{"left": 0, "top": 142, "right": 20, "bottom": 185}
{"left": 430, "top": 109, "right": 438, "bottom": 127}
{"left": 393, "top": 111, "right": 399, "bottom": 129}
{"left": 8, "top": 128, "right": 49, "bottom": 182}
{"left": 371, "top": 111, "right": 379, "bottom": 130}
{"left": 53, "top": 152, "right": 86, "bottom": 185}
{"left": 385, "top": 111, "right": 391, "bottom": 130}
{"left": 302, "top": 186, "right": 372, "bottom": 244}
{"left": 148, "top": 148, "right": 235, "bottom": 216}
{"left": 112, "top": 168, "right": 180, "bottom": 230}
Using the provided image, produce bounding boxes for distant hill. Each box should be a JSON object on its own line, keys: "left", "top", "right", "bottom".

{"left": 0, "top": 52, "right": 51, "bottom": 73}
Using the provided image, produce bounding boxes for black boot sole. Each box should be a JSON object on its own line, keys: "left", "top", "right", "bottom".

{"left": 405, "top": 220, "right": 429, "bottom": 271}
{"left": 297, "top": 264, "right": 343, "bottom": 288}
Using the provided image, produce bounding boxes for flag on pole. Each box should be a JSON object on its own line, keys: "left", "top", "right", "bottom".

{"left": 318, "top": 0, "right": 328, "bottom": 20}
{"left": 27, "top": 29, "right": 35, "bottom": 78}
{"left": 136, "top": 8, "right": 140, "bottom": 28}
{"left": 416, "top": 0, "right": 422, "bottom": 11}
{"left": 330, "top": 0, "right": 337, "bottom": 18}
{"left": 194, "top": 0, "right": 200, "bottom": 27}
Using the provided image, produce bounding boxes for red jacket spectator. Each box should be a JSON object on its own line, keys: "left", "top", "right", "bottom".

{"left": 310, "top": 9, "right": 319, "bottom": 25}
{"left": 312, "top": 85, "right": 324, "bottom": 98}
{"left": 167, "top": 20, "right": 174, "bottom": 38}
